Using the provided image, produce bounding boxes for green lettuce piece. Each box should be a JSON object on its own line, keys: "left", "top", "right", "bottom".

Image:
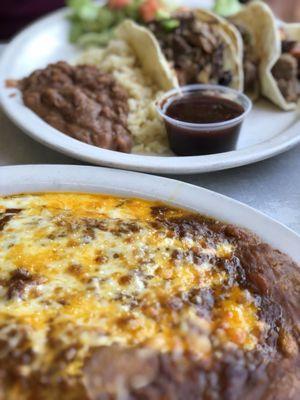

{"left": 161, "top": 18, "right": 180, "bottom": 31}
{"left": 214, "top": 0, "right": 242, "bottom": 17}
{"left": 69, "top": 21, "right": 84, "bottom": 43}
{"left": 125, "top": 0, "right": 144, "bottom": 20}
{"left": 68, "top": 0, "right": 117, "bottom": 44}
{"left": 96, "top": 7, "right": 115, "bottom": 30}
{"left": 67, "top": 0, "right": 182, "bottom": 46}
{"left": 156, "top": 9, "right": 171, "bottom": 21}
{"left": 77, "top": 29, "right": 116, "bottom": 47}
{"left": 67, "top": 0, "right": 90, "bottom": 12}
{"left": 67, "top": 0, "right": 99, "bottom": 20}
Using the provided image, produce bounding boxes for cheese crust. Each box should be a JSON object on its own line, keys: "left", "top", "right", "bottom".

{"left": 0, "top": 193, "right": 298, "bottom": 400}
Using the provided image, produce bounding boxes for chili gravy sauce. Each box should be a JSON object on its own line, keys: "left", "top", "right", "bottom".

{"left": 166, "top": 93, "right": 244, "bottom": 124}
{"left": 164, "top": 93, "right": 245, "bottom": 156}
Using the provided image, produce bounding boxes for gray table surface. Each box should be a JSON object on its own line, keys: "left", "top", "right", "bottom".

{"left": 0, "top": 46, "right": 299, "bottom": 234}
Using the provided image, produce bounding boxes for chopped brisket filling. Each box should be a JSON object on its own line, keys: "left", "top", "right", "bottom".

{"left": 232, "top": 23, "right": 259, "bottom": 93}
{"left": 272, "top": 38, "right": 300, "bottom": 102}
{"left": 148, "top": 12, "right": 233, "bottom": 86}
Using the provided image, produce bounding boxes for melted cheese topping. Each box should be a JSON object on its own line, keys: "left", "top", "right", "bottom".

{"left": 0, "top": 193, "right": 264, "bottom": 380}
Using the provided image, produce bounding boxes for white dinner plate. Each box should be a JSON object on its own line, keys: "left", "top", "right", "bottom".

{"left": 0, "top": 2, "right": 299, "bottom": 174}
{"left": 0, "top": 164, "right": 299, "bottom": 263}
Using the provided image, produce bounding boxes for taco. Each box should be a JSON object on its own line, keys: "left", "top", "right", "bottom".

{"left": 117, "top": 19, "right": 179, "bottom": 91}
{"left": 145, "top": 8, "right": 243, "bottom": 91}
{"left": 263, "top": 21, "right": 300, "bottom": 110}
{"left": 232, "top": 1, "right": 299, "bottom": 110}
{"left": 228, "top": 1, "right": 272, "bottom": 100}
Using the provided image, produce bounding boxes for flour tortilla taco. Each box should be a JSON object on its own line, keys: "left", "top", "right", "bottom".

{"left": 232, "top": 1, "right": 299, "bottom": 110}
{"left": 143, "top": 8, "right": 243, "bottom": 91}
{"left": 229, "top": 1, "right": 276, "bottom": 100}
{"left": 117, "top": 19, "right": 179, "bottom": 91}
{"left": 262, "top": 20, "right": 300, "bottom": 111}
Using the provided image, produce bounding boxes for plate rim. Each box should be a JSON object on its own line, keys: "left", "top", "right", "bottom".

{"left": 0, "top": 8, "right": 300, "bottom": 174}
{"left": 1, "top": 164, "right": 299, "bottom": 263}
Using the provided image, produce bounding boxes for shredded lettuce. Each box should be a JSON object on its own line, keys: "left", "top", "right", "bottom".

{"left": 67, "top": 1, "right": 182, "bottom": 47}
{"left": 67, "top": 0, "right": 99, "bottom": 19}
{"left": 161, "top": 19, "right": 180, "bottom": 31}
{"left": 214, "top": 0, "right": 242, "bottom": 17}
{"left": 67, "top": 0, "right": 142, "bottom": 46}
{"left": 77, "top": 29, "right": 116, "bottom": 47}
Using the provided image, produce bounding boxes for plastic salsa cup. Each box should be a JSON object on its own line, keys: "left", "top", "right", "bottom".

{"left": 156, "top": 84, "right": 252, "bottom": 156}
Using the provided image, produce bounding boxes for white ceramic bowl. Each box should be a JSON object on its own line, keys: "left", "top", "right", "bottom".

{"left": 0, "top": 165, "right": 299, "bottom": 263}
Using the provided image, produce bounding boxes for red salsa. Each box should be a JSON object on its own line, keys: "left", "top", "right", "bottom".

{"left": 164, "top": 93, "right": 245, "bottom": 156}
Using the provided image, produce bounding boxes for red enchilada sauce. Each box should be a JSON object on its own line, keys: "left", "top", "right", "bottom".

{"left": 164, "top": 93, "right": 244, "bottom": 156}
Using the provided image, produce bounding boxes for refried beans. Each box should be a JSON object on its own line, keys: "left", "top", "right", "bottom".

{"left": 19, "top": 61, "right": 133, "bottom": 152}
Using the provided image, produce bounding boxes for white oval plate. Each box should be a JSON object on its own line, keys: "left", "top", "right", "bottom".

{"left": 0, "top": 3, "right": 299, "bottom": 174}
{"left": 0, "top": 164, "right": 299, "bottom": 263}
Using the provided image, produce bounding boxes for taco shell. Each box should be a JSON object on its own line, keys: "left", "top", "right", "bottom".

{"left": 263, "top": 21, "right": 300, "bottom": 110}
{"left": 260, "top": 20, "right": 300, "bottom": 111}
{"left": 233, "top": 1, "right": 299, "bottom": 110}
{"left": 117, "top": 20, "right": 179, "bottom": 91}
{"left": 230, "top": 1, "right": 278, "bottom": 101}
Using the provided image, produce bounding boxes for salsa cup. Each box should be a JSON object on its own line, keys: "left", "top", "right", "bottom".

{"left": 156, "top": 84, "right": 253, "bottom": 156}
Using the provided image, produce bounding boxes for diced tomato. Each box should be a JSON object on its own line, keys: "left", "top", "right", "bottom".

{"left": 108, "top": 0, "right": 132, "bottom": 10}
{"left": 139, "top": 0, "right": 161, "bottom": 22}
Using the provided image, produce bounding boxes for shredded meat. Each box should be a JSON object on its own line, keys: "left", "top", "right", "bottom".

{"left": 243, "top": 59, "right": 257, "bottom": 90}
{"left": 272, "top": 54, "right": 299, "bottom": 102}
{"left": 148, "top": 12, "right": 233, "bottom": 86}
{"left": 272, "top": 38, "right": 300, "bottom": 103}
{"left": 282, "top": 39, "right": 298, "bottom": 54}
{"left": 232, "top": 23, "right": 259, "bottom": 93}
{"left": 19, "top": 62, "right": 132, "bottom": 152}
